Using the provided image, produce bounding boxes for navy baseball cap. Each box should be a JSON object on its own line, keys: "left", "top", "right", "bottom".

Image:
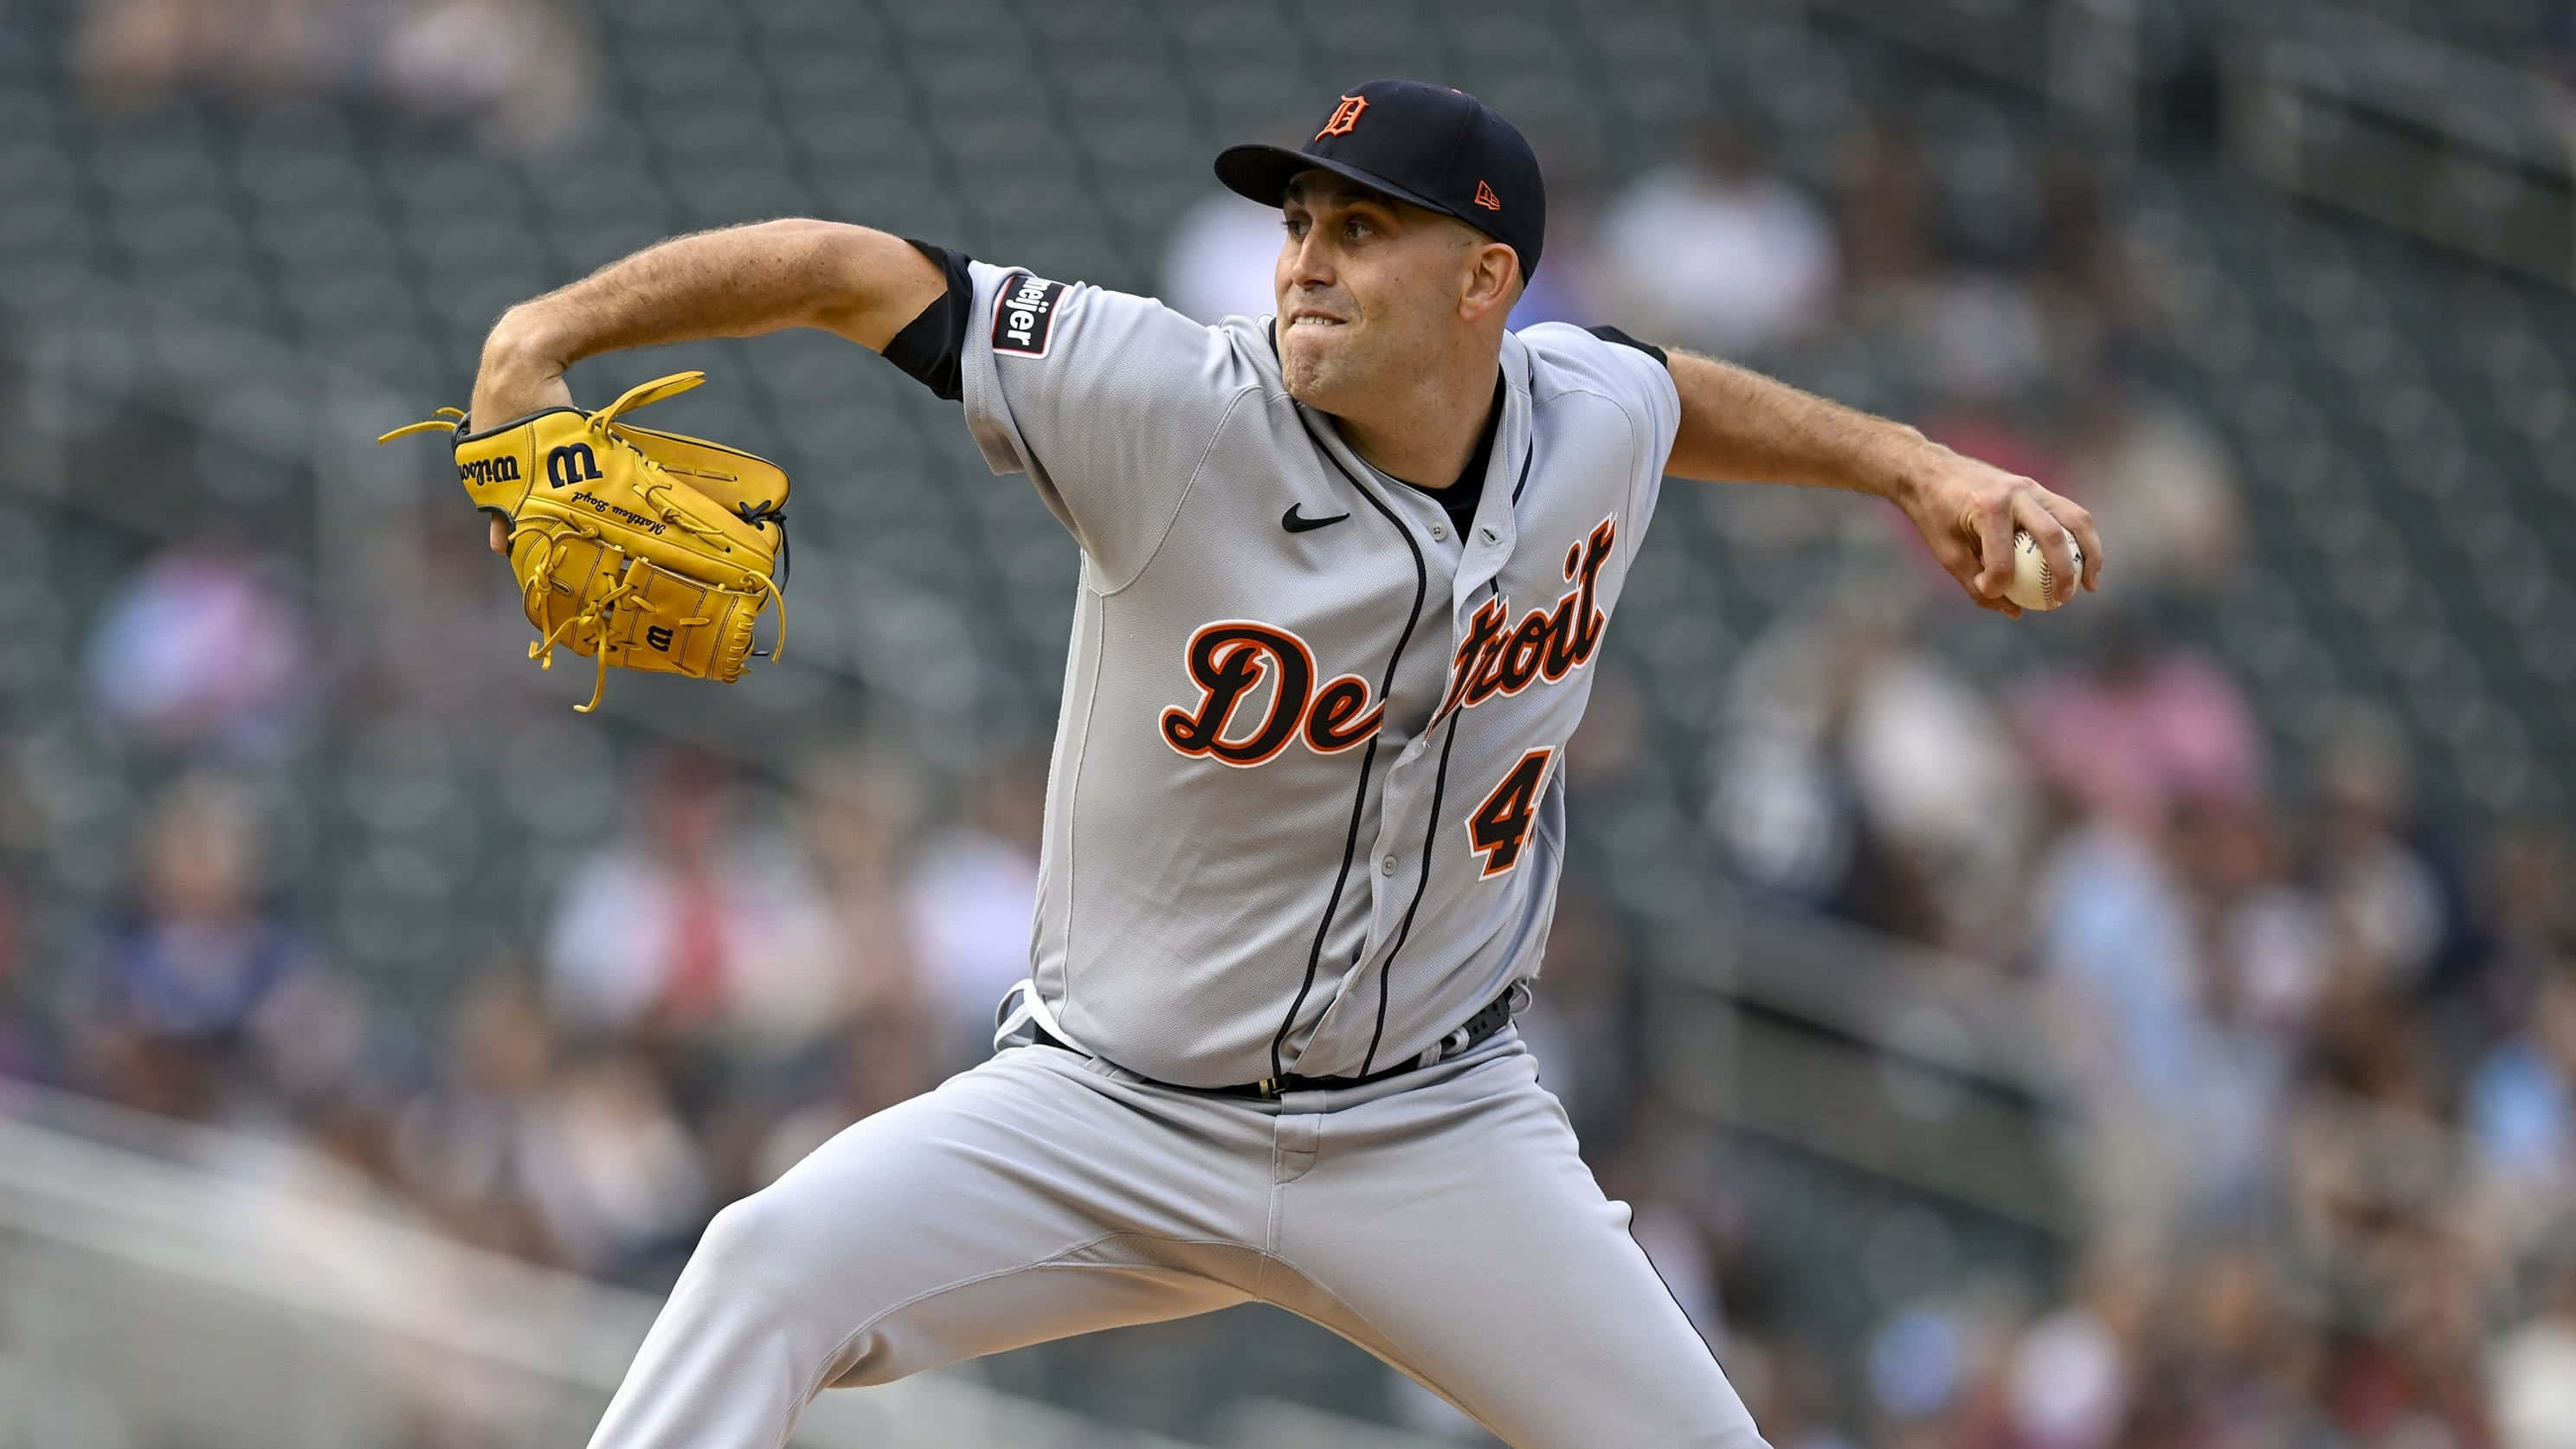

{"left": 1215, "top": 79, "right": 1547, "bottom": 281}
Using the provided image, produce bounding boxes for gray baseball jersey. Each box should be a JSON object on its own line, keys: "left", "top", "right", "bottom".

{"left": 956, "top": 259, "right": 1679, "bottom": 1089}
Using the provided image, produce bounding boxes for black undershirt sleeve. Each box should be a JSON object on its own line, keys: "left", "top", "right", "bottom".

{"left": 881, "top": 241, "right": 976, "bottom": 402}
{"left": 1587, "top": 324, "right": 1669, "bottom": 368}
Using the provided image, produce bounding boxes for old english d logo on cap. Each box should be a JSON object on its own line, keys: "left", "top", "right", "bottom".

{"left": 1216, "top": 80, "right": 1549, "bottom": 278}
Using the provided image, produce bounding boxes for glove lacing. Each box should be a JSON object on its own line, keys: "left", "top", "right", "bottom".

{"left": 377, "top": 374, "right": 789, "bottom": 712}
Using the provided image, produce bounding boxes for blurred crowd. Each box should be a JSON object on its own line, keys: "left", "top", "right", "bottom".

{"left": 3, "top": 70, "right": 2573, "bottom": 1449}
{"left": 1169, "top": 106, "right": 2576, "bottom": 1449}
{"left": 70, "top": 0, "right": 595, "bottom": 153}
{"left": 0, "top": 734, "right": 1059, "bottom": 1286}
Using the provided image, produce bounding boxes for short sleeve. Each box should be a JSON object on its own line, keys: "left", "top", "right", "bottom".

{"left": 959, "top": 260, "right": 1262, "bottom": 589}
{"left": 1517, "top": 321, "right": 1683, "bottom": 535}
{"left": 1514, "top": 320, "right": 1679, "bottom": 564}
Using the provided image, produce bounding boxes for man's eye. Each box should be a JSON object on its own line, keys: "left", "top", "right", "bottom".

{"left": 1284, "top": 216, "right": 1308, "bottom": 237}
{"left": 1343, "top": 218, "right": 1370, "bottom": 241}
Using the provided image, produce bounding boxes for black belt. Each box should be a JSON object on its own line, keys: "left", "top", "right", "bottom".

{"left": 1030, "top": 983, "right": 1526, "bottom": 1100}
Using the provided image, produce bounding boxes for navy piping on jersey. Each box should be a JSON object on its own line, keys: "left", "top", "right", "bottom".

{"left": 1357, "top": 437, "right": 1534, "bottom": 1074}
{"left": 1586, "top": 324, "right": 1669, "bottom": 369}
{"left": 1271, "top": 406, "right": 1430, "bottom": 1082}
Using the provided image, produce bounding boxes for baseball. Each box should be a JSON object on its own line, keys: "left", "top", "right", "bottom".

{"left": 2005, "top": 528, "right": 2082, "bottom": 612}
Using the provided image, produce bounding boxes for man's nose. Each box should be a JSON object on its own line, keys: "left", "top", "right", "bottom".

{"left": 1285, "top": 229, "right": 1334, "bottom": 288}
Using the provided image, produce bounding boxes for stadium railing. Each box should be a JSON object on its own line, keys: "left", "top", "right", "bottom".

{"left": 0, "top": 1079, "right": 1234, "bottom": 1449}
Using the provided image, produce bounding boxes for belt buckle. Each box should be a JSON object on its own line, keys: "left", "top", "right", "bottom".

{"left": 1253, "top": 1077, "right": 1285, "bottom": 1098}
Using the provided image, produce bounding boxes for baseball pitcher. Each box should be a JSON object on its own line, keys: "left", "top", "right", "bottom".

{"left": 458, "top": 80, "right": 2099, "bottom": 1449}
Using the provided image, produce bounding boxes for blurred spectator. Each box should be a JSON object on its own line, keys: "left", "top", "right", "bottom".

{"left": 1713, "top": 576, "right": 2032, "bottom": 952}
{"left": 76, "top": 0, "right": 360, "bottom": 106}
{"left": 2493, "top": 1255, "right": 2576, "bottom": 1449}
{"left": 2033, "top": 148, "right": 2140, "bottom": 353}
{"left": 517, "top": 1046, "right": 712, "bottom": 1285}
{"left": 795, "top": 744, "right": 937, "bottom": 1115}
{"left": 2060, "top": 373, "right": 2244, "bottom": 602}
{"left": 77, "top": 0, "right": 594, "bottom": 154}
{"left": 2476, "top": 818, "right": 2576, "bottom": 1040}
{"left": 1899, "top": 275, "right": 2054, "bottom": 402}
{"left": 2282, "top": 971, "right": 2459, "bottom": 1362}
{"left": 907, "top": 759, "right": 1046, "bottom": 1069}
{"left": 353, "top": 499, "right": 549, "bottom": 727}
{"left": 2029, "top": 808, "right": 2207, "bottom": 1245}
{"left": 2181, "top": 802, "right": 2332, "bottom": 1036}
{"left": 2011, "top": 609, "right": 2265, "bottom": 828}
{"left": 1592, "top": 120, "right": 1838, "bottom": 356}
{"left": 1837, "top": 116, "right": 1931, "bottom": 302}
{"left": 84, "top": 540, "right": 315, "bottom": 761}
{"left": 1836, "top": 113, "right": 2053, "bottom": 397}
{"left": 544, "top": 750, "right": 839, "bottom": 1052}
{"left": 1861, "top": 1297, "right": 1977, "bottom": 1446}
{"left": 2311, "top": 709, "right": 2470, "bottom": 997}
{"left": 67, "top": 772, "right": 357, "bottom": 1120}
{"left": 392, "top": 969, "right": 558, "bottom": 1260}
{"left": 2060, "top": 373, "right": 2246, "bottom": 601}
{"left": 1512, "top": 880, "right": 1632, "bottom": 1142}
{"left": 0, "top": 874, "right": 31, "bottom": 1083}
{"left": 2003, "top": 1253, "right": 2144, "bottom": 1449}
{"left": 2467, "top": 963, "right": 2576, "bottom": 1197}
{"left": 2156, "top": 1245, "right": 2331, "bottom": 1449}
{"left": 378, "top": 0, "right": 595, "bottom": 154}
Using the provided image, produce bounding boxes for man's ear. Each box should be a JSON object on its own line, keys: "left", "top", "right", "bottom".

{"left": 1459, "top": 242, "right": 1519, "bottom": 321}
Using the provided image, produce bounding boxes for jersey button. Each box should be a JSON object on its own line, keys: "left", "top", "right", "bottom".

{"left": 1430, "top": 524, "right": 1448, "bottom": 541}
{"left": 1381, "top": 854, "right": 1399, "bottom": 875}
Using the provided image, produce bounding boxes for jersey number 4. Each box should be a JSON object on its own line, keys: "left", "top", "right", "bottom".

{"left": 1465, "top": 748, "right": 1554, "bottom": 879}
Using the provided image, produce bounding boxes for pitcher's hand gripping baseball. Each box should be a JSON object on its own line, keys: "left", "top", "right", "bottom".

{"left": 378, "top": 371, "right": 789, "bottom": 712}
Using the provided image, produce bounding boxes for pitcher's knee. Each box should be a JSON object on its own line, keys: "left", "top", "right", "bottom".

{"left": 686, "top": 1177, "right": 919, "bottom": 1317}
{"left": 687, "top": 1188, "right": 815, "bottom": 1301}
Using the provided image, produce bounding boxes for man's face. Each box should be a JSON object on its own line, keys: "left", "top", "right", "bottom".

{"left": 1273, "top": 172, "right": 1500, "bottom": 410}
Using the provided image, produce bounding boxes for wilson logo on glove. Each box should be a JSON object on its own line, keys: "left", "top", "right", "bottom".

{"left": 379, "top": 370, "right": 790, "bottom": 713}
{"left": 546, "top": 442, "right": 603, "bottom": 488}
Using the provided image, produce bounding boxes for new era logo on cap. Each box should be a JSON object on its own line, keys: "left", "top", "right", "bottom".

{"left": 1213, "top": 78, "right": 1548, "bottom": 281}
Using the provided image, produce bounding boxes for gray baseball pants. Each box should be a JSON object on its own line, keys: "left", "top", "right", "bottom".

{"left": 583, "top": 1034, "right": 1765, "bottom": 1449}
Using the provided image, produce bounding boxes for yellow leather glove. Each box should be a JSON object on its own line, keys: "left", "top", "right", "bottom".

{"left": 380, "top": 371, "right": 789, "bottom": 712}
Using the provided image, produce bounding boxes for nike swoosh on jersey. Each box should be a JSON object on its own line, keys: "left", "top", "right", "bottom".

{"left": 1281, "top": 505, "right": 1350, "bottom": 533}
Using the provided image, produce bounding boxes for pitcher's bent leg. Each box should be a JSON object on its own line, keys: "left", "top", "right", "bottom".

{"left": 1274, "top": 1046, "right": 1768, "bottom": 1449}
{"left": 585, "top": 1047, "right": 1258, "bottom": 1449}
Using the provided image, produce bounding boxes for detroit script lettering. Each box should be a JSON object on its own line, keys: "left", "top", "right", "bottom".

{"left": 1158, "top": 518, "right": 1616, "bottom": 766}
